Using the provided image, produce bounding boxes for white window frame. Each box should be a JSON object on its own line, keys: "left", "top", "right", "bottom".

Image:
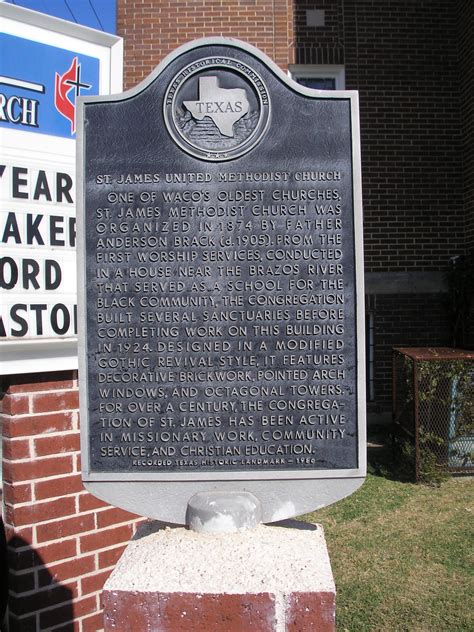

{"left": 289, "top": 64, "right": 346, "bottom": 90}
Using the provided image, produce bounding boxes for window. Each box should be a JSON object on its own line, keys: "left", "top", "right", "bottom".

{"left": 289, "top": 65, "right": 345, "bottom": 91}
{"left": 366, "top": 311, "right": 375, "bottom": 402}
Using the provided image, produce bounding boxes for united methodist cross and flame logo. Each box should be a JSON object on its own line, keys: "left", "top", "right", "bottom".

{"left": 54, "top": 57, "right": 91, "bottom": 134}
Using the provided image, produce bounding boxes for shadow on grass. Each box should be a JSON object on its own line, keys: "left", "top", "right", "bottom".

{"left": 367, "top": 423, "right": 414, "bottom": 483}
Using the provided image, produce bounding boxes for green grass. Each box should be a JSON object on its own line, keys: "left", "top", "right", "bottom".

{"left": 301, "top": 449, "right": 474, "bottom": 631}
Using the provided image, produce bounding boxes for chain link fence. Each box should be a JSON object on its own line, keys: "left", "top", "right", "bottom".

{"left": 392, "top": 348, "right": 474, "bottom": 482}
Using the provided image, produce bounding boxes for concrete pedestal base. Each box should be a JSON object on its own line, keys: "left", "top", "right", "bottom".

{"left": 102, "top": 520, "right": 336, "bottom": 631}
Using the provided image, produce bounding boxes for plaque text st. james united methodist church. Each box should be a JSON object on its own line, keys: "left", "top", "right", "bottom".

{"left": 78, "top": 40, "right": 365, "bottom": 495}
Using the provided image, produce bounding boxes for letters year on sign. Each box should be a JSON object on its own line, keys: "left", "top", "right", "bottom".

{"left": 78, "top": 39, "right": 366, "bottom": 524}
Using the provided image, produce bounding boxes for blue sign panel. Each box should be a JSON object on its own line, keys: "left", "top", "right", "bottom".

{"left": 0, "top": 34, "right": 100, "bottom": 138}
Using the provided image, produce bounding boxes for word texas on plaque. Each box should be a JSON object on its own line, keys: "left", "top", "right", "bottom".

{"left": 77, "top": 38, "right": 365, "bottom": 524}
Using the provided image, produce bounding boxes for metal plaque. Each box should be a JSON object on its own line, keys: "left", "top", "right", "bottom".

{"left": 78, "top": 38, "right": 366, "bottom": 523}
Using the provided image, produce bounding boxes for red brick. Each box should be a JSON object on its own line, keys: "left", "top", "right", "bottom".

{"left": 81, "top": 611, "right": 105, "bottom": 632}
{"left": 4, "top": 412, "right": 74, "bottom": 438}
{"left": 38, "top": 555, "right": 96, "bottom": 588}
{"left": 103, "top": 591, "right": 276, "bottom": 631}
{"left": 98, "top": 544, "right": 128, "bottom": 569}
{"left": 96, "top": 506, "right": 139, "bottom": 529}
{"left": 34, "top": 432, "right": 80, "bottom": 457}
{"left": 34, "top": 538, "right": 78, "bottom": 567}
{"left": 38, "top": 603, "right": 76, "bottom": 632}
{"left": 10, "top": 538, "right": 73, "bottom": 572}
{"left": 1, "top": 393, "right": 29, "bottom": 415}
{"left": 47, "top": 619, "right": 81, "bottom": 632}
{"left": 6, "top": 371, "right": 76, "bottom": 394}
{"left": 32, "top": 390, "right": 79, "bottom": 414}
{"left": 78, "top": 492, "right": 109, "bottom": 512}
{"left": 9, "top": 581, "right": 78, "bottom": 616}
{"left": 285, "top": 591, "right": 336, "bottom": 632}
{"left": 36, "top": 513, "right": 95, "bottom": 544}
{"left": 7, "top": 496, "right": 76, "bottom": 527}
{"left": 3, "top": 437, "right": 31, "bottom": 460}
{"left": 35, "top": 474, "right": 84, "bottom": 501}
{"left": 8, "top": 570, "right": 35, "bottom": 594}
{"left": 80, "top": 524, "right": 133, "bottom": 554}
{"left": 7, "top": 614, "right": 38, "bottom": 632}
{"left": 3, "top": 454, "right": 73, "bottom": 483}
{"left": 9, "top": 546, "right": 39, "bottom": 573}
{"left": 73, "top": 595, "right": 99, "bottom": 619}
{"left": 117, "top": 0, "right": 293, "bottom": 90}
{"left": 38, "top": 594, "right": 96, "bottom": 630}
{"left": 81, "top": 568, "right": 113, "bottom": 595}
{"left": 2, "top": 481, "right": 33, "bottom": 504}
{"left": 6, "top": 527, "right": 34, "bottom": 548}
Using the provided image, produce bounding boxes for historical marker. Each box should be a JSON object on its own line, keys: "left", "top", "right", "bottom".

{"left": 78, "top": 39, "right": 366, "bottom": 524}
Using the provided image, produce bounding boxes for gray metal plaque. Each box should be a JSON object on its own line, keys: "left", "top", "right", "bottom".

{"left": 78, "top": 38, "right": 366, "bottom": 523}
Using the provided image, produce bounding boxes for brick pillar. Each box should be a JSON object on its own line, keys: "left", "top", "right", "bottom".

{"left": 102, "top": 521, "right": 336, "bottom": 632}
{"left": 1, "top": 371, "right": 143, "bottom": 631}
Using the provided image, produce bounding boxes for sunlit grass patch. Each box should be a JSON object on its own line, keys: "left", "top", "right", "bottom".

{"left": 301, "top": 472, "right": 473, "bottom": 631}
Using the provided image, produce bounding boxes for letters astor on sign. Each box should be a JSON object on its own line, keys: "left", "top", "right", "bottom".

{"left": 77, "top": 38, "right": 366, "bottom": 524}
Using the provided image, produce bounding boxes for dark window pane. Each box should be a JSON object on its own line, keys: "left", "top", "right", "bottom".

{"left": 297, "top": 77, "right": 336, "bottom": 90}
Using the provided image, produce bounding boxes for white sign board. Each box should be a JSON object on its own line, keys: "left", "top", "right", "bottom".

{"left": 0, "top": 3, "right": 122, "bottom": 374}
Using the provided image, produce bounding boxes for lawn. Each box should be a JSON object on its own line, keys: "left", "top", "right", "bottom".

{"left": 301, "top": 442, "right": 474, "bottom": 632}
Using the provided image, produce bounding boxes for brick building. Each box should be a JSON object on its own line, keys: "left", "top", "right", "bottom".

{"left": 117, "top": 0, "right": 473, "bottom": 412}
{"left": 1, "top": 1, "right": 473, "bottom": 630}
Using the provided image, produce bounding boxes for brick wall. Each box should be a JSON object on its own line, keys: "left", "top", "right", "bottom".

{"left": 294, "top": 0, "right": 345, "bottom": 65}
{"left": 114, "top": 0, "right": 470, "bottom": 410}
{"left": 457, "top": 0, "right": 474, "bottom": 348}
{"left": 112, "top": 1, "right": 472, "bottom": 407}
{"left": 355, "top": 0, "right": 462, "bottom": 271}
{"left": 293, "top": 1, "right": 470, "bottom": 406}
{"left": 295, "top": 0, "right": 465, "bottom": 272}
{"left": 1, "top": 371, "right": 144, "bottom": 631}
{"left": 293, "top": 0, "right": 473, "bottom": 268}
{"left": 366, "top": 294, "right": 451, "bottom": 408}
{"left": 117, "top": 0, "right": 295, "bottom": 90}
{"left": 348, "top": 0, "right": 471, "bottom": 379}
{"left": 458, "top": 0, "right": 474, "bottom": 256}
